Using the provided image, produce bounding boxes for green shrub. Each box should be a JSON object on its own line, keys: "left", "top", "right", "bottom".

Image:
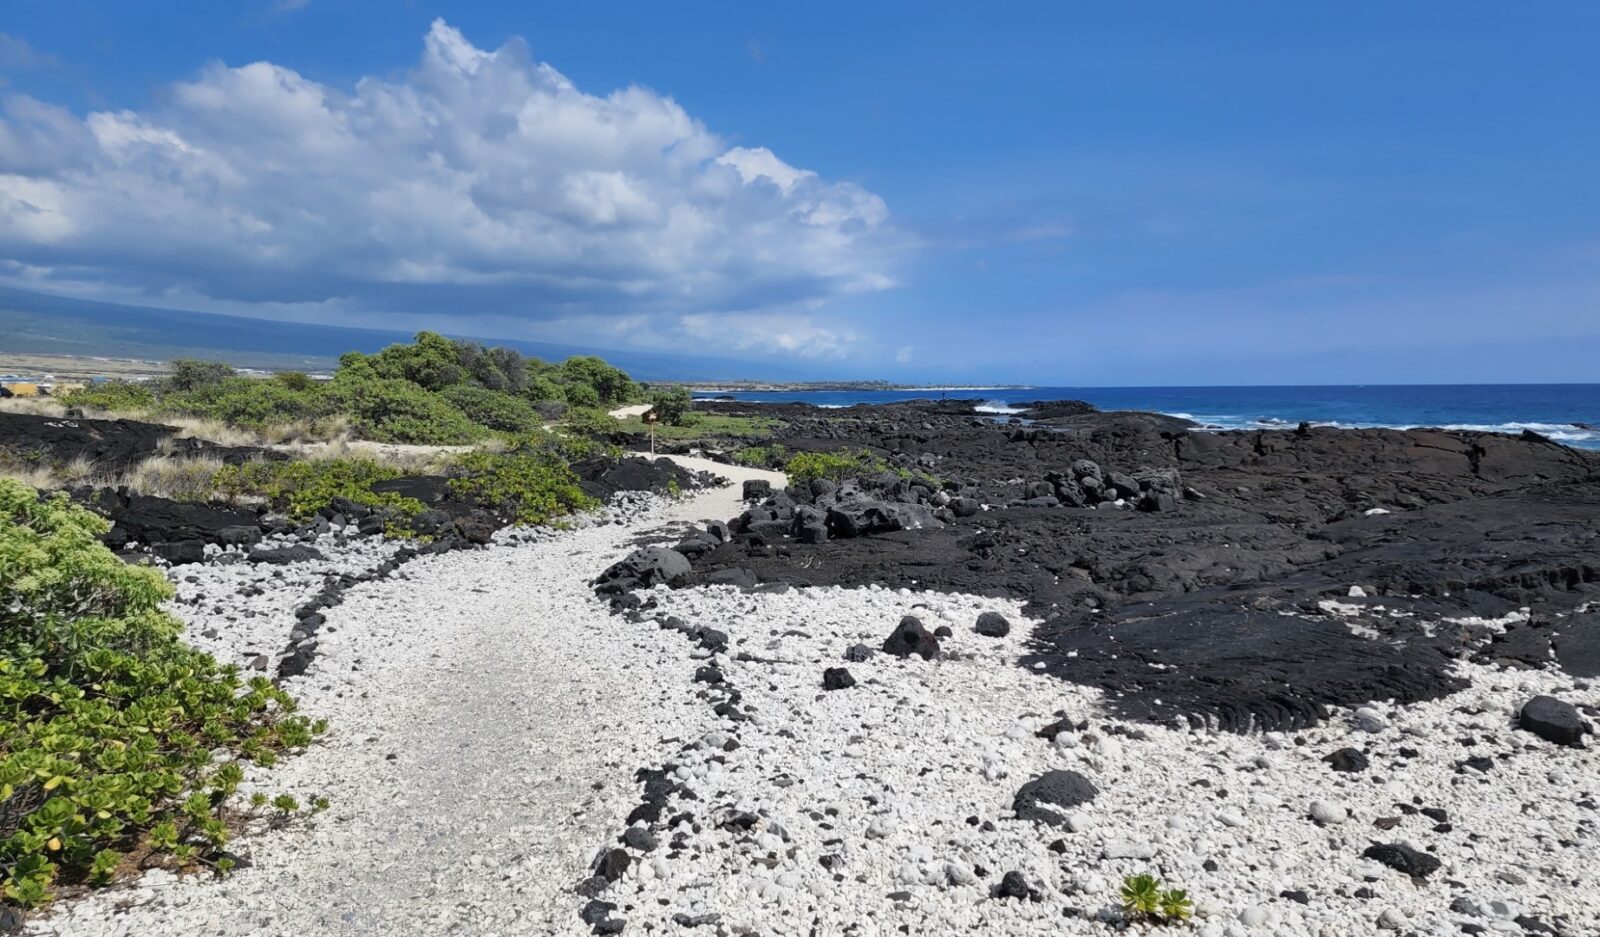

{"left": 210, "top": 459, "right": 425, "bottom": 524}
{"left": 785, "top": 448, "right": 891, "bottom": 486}
{"left": 36, "top": 338, "right": 645, "bottom": 455}
{"left": 163, "top": 377, "right": 331, "bottom": 429}
{"left": 648, "top": 386, "right": 692, "bottom": 426}
{"left": 563, "top": 382, "right": 600, "bottom": 409}
{"left": 272, "top": 371, "right": 318, "bottom": 392}
{"left": 500, "top": 428, "right": 616, "bottom": 462}
{"left": 524, "top": 375, "right": 567, "bottom": 405}
{"left": 562, "top": 408, "right": 623, "bottom": 440}
{"left": 59, "top": 382, "right": 155, "bottom": 412}
{"left": 440, "top": 385, "right": 541, "bottom": 434}
{"left": 368, "top": 331, "right": 466, "bottom": 391}
{"left": 326, "top": 377, "right": 482, "bottom": 445}
{"left": 560, "top": 356, "right": 633, "bottom": 405}
{"left": 163, "top": 359, "right": 236, "bottom": 393}
{"left": 734, "top": 445, "right": 788, "bottom": 469}
{"left": 448, "top": 449, "right": 597, "bottom": 526}
{"left": 0, "top": 480, "right": 322, "bottom": 907}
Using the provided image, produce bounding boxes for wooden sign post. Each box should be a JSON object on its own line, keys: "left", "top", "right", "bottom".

{"left": 643, "top": 409, "right": 659, "bottom": 455}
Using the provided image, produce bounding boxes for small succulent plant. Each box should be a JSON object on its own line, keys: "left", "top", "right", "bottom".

{"left": 1159, "top": 887, "right": 1194, "bottom": 921}
{"left": 1121, "top": 873, "right": 1162, "bottom": 917}
{"left": 1121, "top": 873, "right": 1196, "bottom": 925}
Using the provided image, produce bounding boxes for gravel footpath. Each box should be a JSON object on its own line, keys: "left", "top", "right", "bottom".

{"left": 32, "top": 495, "right": 722, "bottom": 937}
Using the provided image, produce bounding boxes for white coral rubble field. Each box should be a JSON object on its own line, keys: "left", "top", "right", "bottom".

{"left": 31, "top": 492, "right": 1598, "bottom": 937}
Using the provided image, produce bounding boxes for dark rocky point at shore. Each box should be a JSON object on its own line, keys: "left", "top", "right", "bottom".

{"left": 611, "top": 398, "right": 1600, "bottom": 731}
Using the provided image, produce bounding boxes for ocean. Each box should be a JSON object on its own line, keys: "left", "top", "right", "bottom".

{"left": 695, "top": 384, "right": 1600, "bottom": 451}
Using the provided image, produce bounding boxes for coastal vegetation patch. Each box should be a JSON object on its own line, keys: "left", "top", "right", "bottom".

{"left": 48, "top": 333, "right": 645, "bottom": 448}
{"left": 0, "top": 481, "right": 321, "bottom": 909}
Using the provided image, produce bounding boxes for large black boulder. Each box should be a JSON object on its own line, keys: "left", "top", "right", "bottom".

{"left": 369, "top": 475, "right": 452, "bottom": 504}
{"left": 1553, "top": 612, "right": 1600, "bottom": 678}
{"left": 1518, "top": 696, "right": 1589, "bottom": 747}
{"left": 149, "top": 540, "right": 206, "bottom": 565}
{"left": 248, "top": 545, "right": 326, "bottom": 565}
{"left": 975, "top": 611, "right": 1011, "bottom": 638}
{"left": 949, "top": 497, "right": 981, "bottom": 517}
{"left": 215, "top": 525, "right": 264, "bottom": 547}
{"left": 704, "top": 567, "right": 756, "bottom": 589}
{"left": 103, "top": 494, "right": 261, "bottom": 548}
{"left": 594, "top": 547, "right": 693, "bottom": 594}
{"left": 882, "top": 615, "right": 939, "bottom": 659}
{"left": 454, "top": 510, "right": 499, "bottom": 545}
{"left": 994, "top": 870, "right": 1030, "bottom": 900}
{"left": 572, "top": 456, "right": 700, "bottom": 499}
{"left": 1012, "top": 770, "right": 1098, "bottom": 827}
{"left": 822, "top": 667, "right": 856, "bottom": 691}
{"left": 742, "top": 479, "right": 773, "bottom": 501}
{"left": 1323, "top": 747, "right": 1370, "bottom": 773}
{"left": 1363, "top": 842, "right": 1441, "bottom": 879}
{"left": 793, "top": 505, "right": 829, "bottom": 544}
{"left": 827, "top": 500, "right": 943, "bottom": 539}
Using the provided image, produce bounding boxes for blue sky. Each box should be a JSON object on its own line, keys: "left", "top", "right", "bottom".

{"left": 2, "top": 2, "right": 1597, "bottom": 383}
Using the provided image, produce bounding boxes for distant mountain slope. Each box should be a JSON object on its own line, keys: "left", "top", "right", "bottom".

{"left": 0, "top": 287, "right": 800, "bottom": 381}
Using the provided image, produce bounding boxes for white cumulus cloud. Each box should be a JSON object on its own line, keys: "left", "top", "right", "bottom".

{"left": 0, "top": 20, "right": 899, "bottom": 356}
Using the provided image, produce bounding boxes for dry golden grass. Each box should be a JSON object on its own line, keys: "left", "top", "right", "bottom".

{"left": 162, "top": 416, "right": 262, "bottom": 448}
{"left": 0, "top": 452, "right": 241, "bottom": 501}
{"left": 254, "top": 414, "right": 354, "bottom": 445}
{"left": 2, "top": 396, "right": 493, "bottom": 501}
{"left": 0, "top": 397, "right": 71, "bottom": 417}
{"left": 273, "top": 438, "right": 463, "bottom": 474}
{"left": 55, "top": 454, "right": 98, "bottom": 487}
{"left": 1, "top": 397, "right": 356, "bottom": 449}
{"left": 121, "top": 454, "right": 228, "bottom": 501}
{"left": 0, "top": 462, "right": 59, "bottom": 490}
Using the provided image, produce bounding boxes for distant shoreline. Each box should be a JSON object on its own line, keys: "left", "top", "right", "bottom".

{"left": 688, "top": 382, "right": 1034, "bottom": 393}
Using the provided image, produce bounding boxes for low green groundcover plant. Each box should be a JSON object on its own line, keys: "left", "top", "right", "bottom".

{"left": 784, "top": 448, "right": 894, "bottom": 486}
{"left": 733, "top": 445, "right": 789, "bottom": 469}
{"left": 209, "top": 458, "right": 427, "bottom": 524}
{"left": 448, "top": 447, "right": 598, "bottom": 526}
{"left": 0, "top": 480, "right": 322, "bottom": 908}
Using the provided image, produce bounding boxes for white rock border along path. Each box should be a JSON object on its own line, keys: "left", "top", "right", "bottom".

{"left": 30, "top": 470, "right": 1600, "bottom": 937}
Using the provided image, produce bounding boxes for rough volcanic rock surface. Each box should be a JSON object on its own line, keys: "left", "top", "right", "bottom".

{"left": 675, "top": 401, "right": 1600, "bottom": 729}
{"left": 91, "top": 491, "right": 263, "bottom": 548}
{"left": 1021, "top": 607, "right": 1467, "bottom": 732}
{"left": 0, "top": 411, "right": 283, "bottom": 470}
{"left": 572, "top": 456, "right": 714, "bottom": 501}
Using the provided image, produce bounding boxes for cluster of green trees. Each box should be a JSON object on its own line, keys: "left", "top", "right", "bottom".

{"left": 65, "top": 333, "right": 648, "bottom": 445}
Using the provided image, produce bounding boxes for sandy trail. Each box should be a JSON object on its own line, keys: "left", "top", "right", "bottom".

{"left": 34, "top": 492, "right": 731, "bottom": 937}
{"left": 651, "top": 452, "right": 786, "bottom": 523}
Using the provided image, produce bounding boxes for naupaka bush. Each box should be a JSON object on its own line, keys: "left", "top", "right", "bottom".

{"left": 0, "top": 480, "right": 322, "bottom": 908}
